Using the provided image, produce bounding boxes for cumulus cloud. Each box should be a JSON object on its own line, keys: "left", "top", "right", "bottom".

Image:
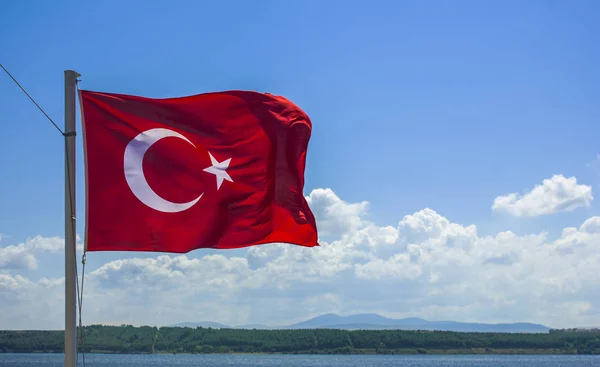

{"left": 492, "top": 174, "right": 593, "bottom": 217}
{"left": 0, "top": 235, "right": 84, "bottom": 270}
{"left": 0, "top": 274, "right": 64, "bottom": 329}
{"left": 305, "top": 188, "right": 369, "bottom": 238}
{"left": 1, "top": 188, "right": 600, "bottom": 330}
{"left": 0, "top": 244, "right": 37, "bottom": 270}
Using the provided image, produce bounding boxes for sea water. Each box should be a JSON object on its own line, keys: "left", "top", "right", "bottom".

{"left": 0, "top": 353, "right": 599, "bottom": 366}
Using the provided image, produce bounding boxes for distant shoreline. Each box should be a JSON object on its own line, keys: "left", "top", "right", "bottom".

{"left": 1, "top": 326, "right": 598, "bottom": 355}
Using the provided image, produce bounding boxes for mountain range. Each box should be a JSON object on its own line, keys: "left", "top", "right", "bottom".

{"left": 170, "top": 313, "right": 551, "bottom": 333}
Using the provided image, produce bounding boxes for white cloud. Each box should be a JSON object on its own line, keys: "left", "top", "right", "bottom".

{"left": 0, "top": 274, "right": 64, "bottom": 329}
{"left": 0, "top": 244, "right": 37, "bottom": 270}
{"left": 0, "top": 235, "right": 84, "bottom": 270}
{"left": 305, "top": 188, "right": 369, "bottom": 238}
{"left": 1, "top": 188, "right": 600, "bottom": 330}
{"left": 492, "top": 174, "right": 593, "bottom": 217}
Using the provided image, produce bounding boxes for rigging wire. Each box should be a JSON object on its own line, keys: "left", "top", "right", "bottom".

{"left": 78, "top": 253, "right": 87, "bottom": 366}
{"left": 0, "top": 63, "right": 65, "bottom": 136}
{"left": 73, "top": 82, "right": 87, "bottom": 367}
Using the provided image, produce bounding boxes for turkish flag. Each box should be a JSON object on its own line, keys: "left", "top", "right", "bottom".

{"left": 79, "top": 90, "right": 319, "bottom": 253}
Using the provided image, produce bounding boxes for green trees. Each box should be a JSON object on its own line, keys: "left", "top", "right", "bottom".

{"left": 0, "top": 330, "right": 62, "bottom": 353}
{"left": 0, "top": 326, "right": 598, "bottom": 354}
{"left": 81, "top": 325, "right": 156, "bottom": 353}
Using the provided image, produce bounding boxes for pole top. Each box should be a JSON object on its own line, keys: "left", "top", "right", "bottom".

{"left": 64, "top": 70, "right": 81, "bottom": 78}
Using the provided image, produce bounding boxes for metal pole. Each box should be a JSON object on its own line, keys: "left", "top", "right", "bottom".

{"left": 64, "top": 69, "right": 80, "bottom": 367}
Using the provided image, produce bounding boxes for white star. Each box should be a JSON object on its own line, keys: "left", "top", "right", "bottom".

{"left": 203, "top": 152, "right": 233, "bottom": 190}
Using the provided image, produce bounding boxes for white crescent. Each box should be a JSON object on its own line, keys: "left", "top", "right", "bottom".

{"left": 124, "top": 128, "right": 203, "bottom": 213}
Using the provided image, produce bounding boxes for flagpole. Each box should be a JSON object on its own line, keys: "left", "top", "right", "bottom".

{"left": 64, "top": 69, "right": 80, "bottom": 367}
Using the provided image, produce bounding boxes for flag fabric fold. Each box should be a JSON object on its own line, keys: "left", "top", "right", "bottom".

{"left": 79, "top": 89, "right": 318, "bottom": 253}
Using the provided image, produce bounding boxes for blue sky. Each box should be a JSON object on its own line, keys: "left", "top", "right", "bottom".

{"left": 1, "top": 0, "right": 600, "bottom": 329}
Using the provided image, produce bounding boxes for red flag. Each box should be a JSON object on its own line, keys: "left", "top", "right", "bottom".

{"left": 79, "top": 90, "right": 318, "bottom": 253}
